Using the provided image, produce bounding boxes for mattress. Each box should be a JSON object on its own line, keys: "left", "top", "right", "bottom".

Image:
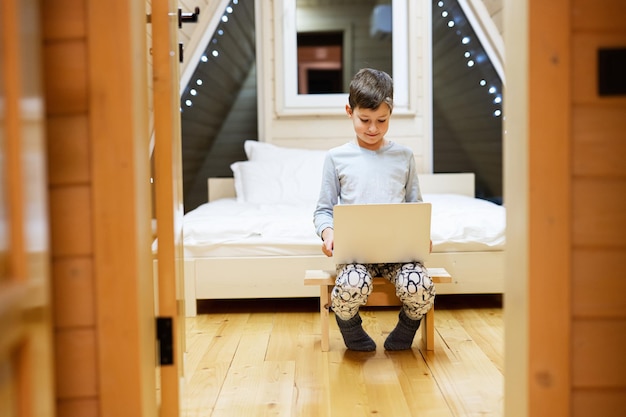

{"left": 169, "top": 194, "right": 505, "bottom": 258}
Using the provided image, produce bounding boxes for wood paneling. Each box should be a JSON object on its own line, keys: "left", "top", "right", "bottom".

{"left": 259, "top": 0, "right": 432, "bottom": 181}
{"left": 573, "top": 249, "right": 626, "bottom": 318}
{"left": 572, "top": 0, "right": 626, "bottom": 31}
{"left": 572, "top": 320, "right": 626, "bottom": 387}
{"left": 573, "top": 105, "right": 626, "bottom": 177}
{"left": 573, "top": 178, "right": 626, "bottom": 247}
{"left": 57, "top": 399, "right": 99, "bottom": 417}
{"left": 569, "top": 0, "right": 626, "bottom": 411}
{"left": 54, "top": 329, "right": 98, "bottom": 399}
{"left": 52, "top": 258, "right": 95, "bottom": 328}
{"left": 42, "top": 40, "right": 88, "bottom": 115}
{"left": 41, "top": 0, "right": 86, "bottom": 40}
{"left": 42, "top": 1, "right": 98, "bottom": 415}
{"left": 43, "top": 0, "right": 162, "bottom": 414}
{"left": 572, "top": 390, "right": 626, "bottom": 417}
{"left": 47, "top": 115, "right": 90, "bottom": 185}
{"left": 48, "top": 186, "right": 92, "bottom": 257}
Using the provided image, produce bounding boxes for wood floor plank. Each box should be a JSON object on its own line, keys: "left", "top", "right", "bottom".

{"left": 326, "top": 349, "right": 373, "bottom": 416}
{"left": 362, "top": 358, "right": 413, "bottom": 416}
{"left": 448, "top": 307, "right": 504, "bottom": 373}
{"left": 183, "top": 313, "right": 251, "bottom": 416}
{"left": 255, "top": 361, "right": 296, "bottom": 416}
{"left": 386, "top": 350, "right": 455, "bottom": 417}
{"left": 422, "top": 309, "right": 504, "bottom": 417}
{"left": 292, "top": 317, "right": 331, "bottom": 417}
{"left": 181, "top": 296, "right": 504, "bottom": 417}
{"left": 184, "top": 314, "right": 228, "bottom": 377}
{"left": 266, "top": 311, "right": 313, "bottom": 361}
{"left": 370, "top": 309, "right": 454, "bottom": 416}
{"left": 210, "top": 363, "right": 264, "bottom": 416}
{"left": 211, "top": 332, "right": 272, "bottom": 416}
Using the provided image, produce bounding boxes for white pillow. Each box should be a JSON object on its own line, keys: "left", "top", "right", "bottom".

{"left": 244, "top": 140, "right": 326, "bottom": 166}
{"left": 231, "top": 160, "right": 323, "bottom": 205}
{"left": 234, "top": 141, "right": 327, "bottom": 205}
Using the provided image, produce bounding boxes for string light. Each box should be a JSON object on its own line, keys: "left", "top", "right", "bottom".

{"left": 181, "top": 0, "right": 241, "bottom": 113}
{"left": 437, "top": 0, "right": 502, "bottom": 118}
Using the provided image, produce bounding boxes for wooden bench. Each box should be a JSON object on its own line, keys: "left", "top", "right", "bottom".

{"left": 304, "top": 268, "right": 452, "bottom": 351}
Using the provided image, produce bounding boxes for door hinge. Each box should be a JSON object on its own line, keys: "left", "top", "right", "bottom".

{"left": 156, "top": 317, "right": 174, "bottom": 366}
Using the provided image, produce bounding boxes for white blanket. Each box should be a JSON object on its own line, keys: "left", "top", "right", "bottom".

{"left": 174, "top": 194, "right": 505, "bottom": 258}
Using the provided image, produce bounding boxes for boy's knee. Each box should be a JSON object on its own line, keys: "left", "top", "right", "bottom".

{"left": 398, "top": 264, "right": 433, "bottom": 292}
{"left": 337, "top": 263, "right": 372, "bottom": 290}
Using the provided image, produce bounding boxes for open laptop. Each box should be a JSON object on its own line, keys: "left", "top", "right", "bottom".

{"left": 332, "top": 202, "right": 432, "bottom": 264}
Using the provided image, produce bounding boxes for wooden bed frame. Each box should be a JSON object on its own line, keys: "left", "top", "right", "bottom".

{"left": 181, "top": 173, "right": 504, "bottom": 316}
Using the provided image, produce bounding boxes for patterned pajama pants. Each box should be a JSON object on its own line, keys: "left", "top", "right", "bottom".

{"left": 331, "top": 262, "right": 436, "bottom": 321}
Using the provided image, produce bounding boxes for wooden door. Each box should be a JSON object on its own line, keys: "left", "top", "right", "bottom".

{"left": 150, "top": 0, "right": 186, "bottom": 415}
{"left": 0, "top": 0, "right": 55, "bottom": 415}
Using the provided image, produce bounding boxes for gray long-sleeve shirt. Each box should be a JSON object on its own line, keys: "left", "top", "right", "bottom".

{"left": 313, "top": 141, "right": 422, "bottom": 237}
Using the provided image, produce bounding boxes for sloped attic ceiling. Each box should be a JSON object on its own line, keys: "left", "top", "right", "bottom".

{"left": 176, "top": 0, "right": 505, "bottom": 210}
{"left": 179, "top": 0, "right": 257, "bottom": 212}
{"left": 432, "top": 0, "right": 503, "bottom": 201}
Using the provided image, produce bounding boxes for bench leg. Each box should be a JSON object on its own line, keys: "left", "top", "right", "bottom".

{"left": 421, "top": 306, "right": 435, "bottom": 351}
{"left": 320, "top": 285, "right": 330, "bottom": 352}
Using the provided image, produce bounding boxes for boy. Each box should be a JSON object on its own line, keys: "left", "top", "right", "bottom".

{"left": 313, "top": 68, "right": 435, "bottom": 351}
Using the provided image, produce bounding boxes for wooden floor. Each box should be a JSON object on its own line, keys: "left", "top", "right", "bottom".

{"left": 181, "top": 294, "right": 504, "bottom": 417}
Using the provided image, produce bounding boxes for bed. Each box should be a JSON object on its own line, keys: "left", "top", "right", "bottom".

{"left": 177, "top": 141, "right": 505, "bottom": 317}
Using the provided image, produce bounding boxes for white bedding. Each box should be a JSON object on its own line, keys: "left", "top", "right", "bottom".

{"left": 177, "top": 193, "right": 505, "bottom": 258}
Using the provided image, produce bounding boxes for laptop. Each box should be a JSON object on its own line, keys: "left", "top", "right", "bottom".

{"left": 332, "top": 202, "right": 432, "bottom": 264}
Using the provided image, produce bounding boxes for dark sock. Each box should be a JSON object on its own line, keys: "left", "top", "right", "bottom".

{"left": 335, "top": 313, "right": 376, "bottom": 352}
{"left": 384, "top": 309, "right": 422, "bottom": 351}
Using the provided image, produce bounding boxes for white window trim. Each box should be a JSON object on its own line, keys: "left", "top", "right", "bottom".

{"left": 274, "top": 0, "right": 410, "bottom": 116}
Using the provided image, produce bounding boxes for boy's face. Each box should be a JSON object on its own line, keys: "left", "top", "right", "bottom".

{"left": 346, "top": 104, "right": 391, "bottom": 151}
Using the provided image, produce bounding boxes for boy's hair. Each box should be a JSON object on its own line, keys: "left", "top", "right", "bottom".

{"left": 348, "top": 68, "right": 394, "bottom": 112}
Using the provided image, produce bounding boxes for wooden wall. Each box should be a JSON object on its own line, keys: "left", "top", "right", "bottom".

{"left": 257, "top": 0, "right": 434, "bottom": 172}
{"left": 508, "top": 0, "right": 626, "bottom": 416}
{"left": 569, "top": 0, "right": 626, "bottom": 414}
{"left": 42, "top": 0, "right": 157, "bottom": 416}
{"left": 41, "top": 2, "right": 98, "bottom": 414}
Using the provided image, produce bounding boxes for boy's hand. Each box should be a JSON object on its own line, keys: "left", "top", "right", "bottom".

{"left": 321, "top": 227, "right": 334, "bottom": 257}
